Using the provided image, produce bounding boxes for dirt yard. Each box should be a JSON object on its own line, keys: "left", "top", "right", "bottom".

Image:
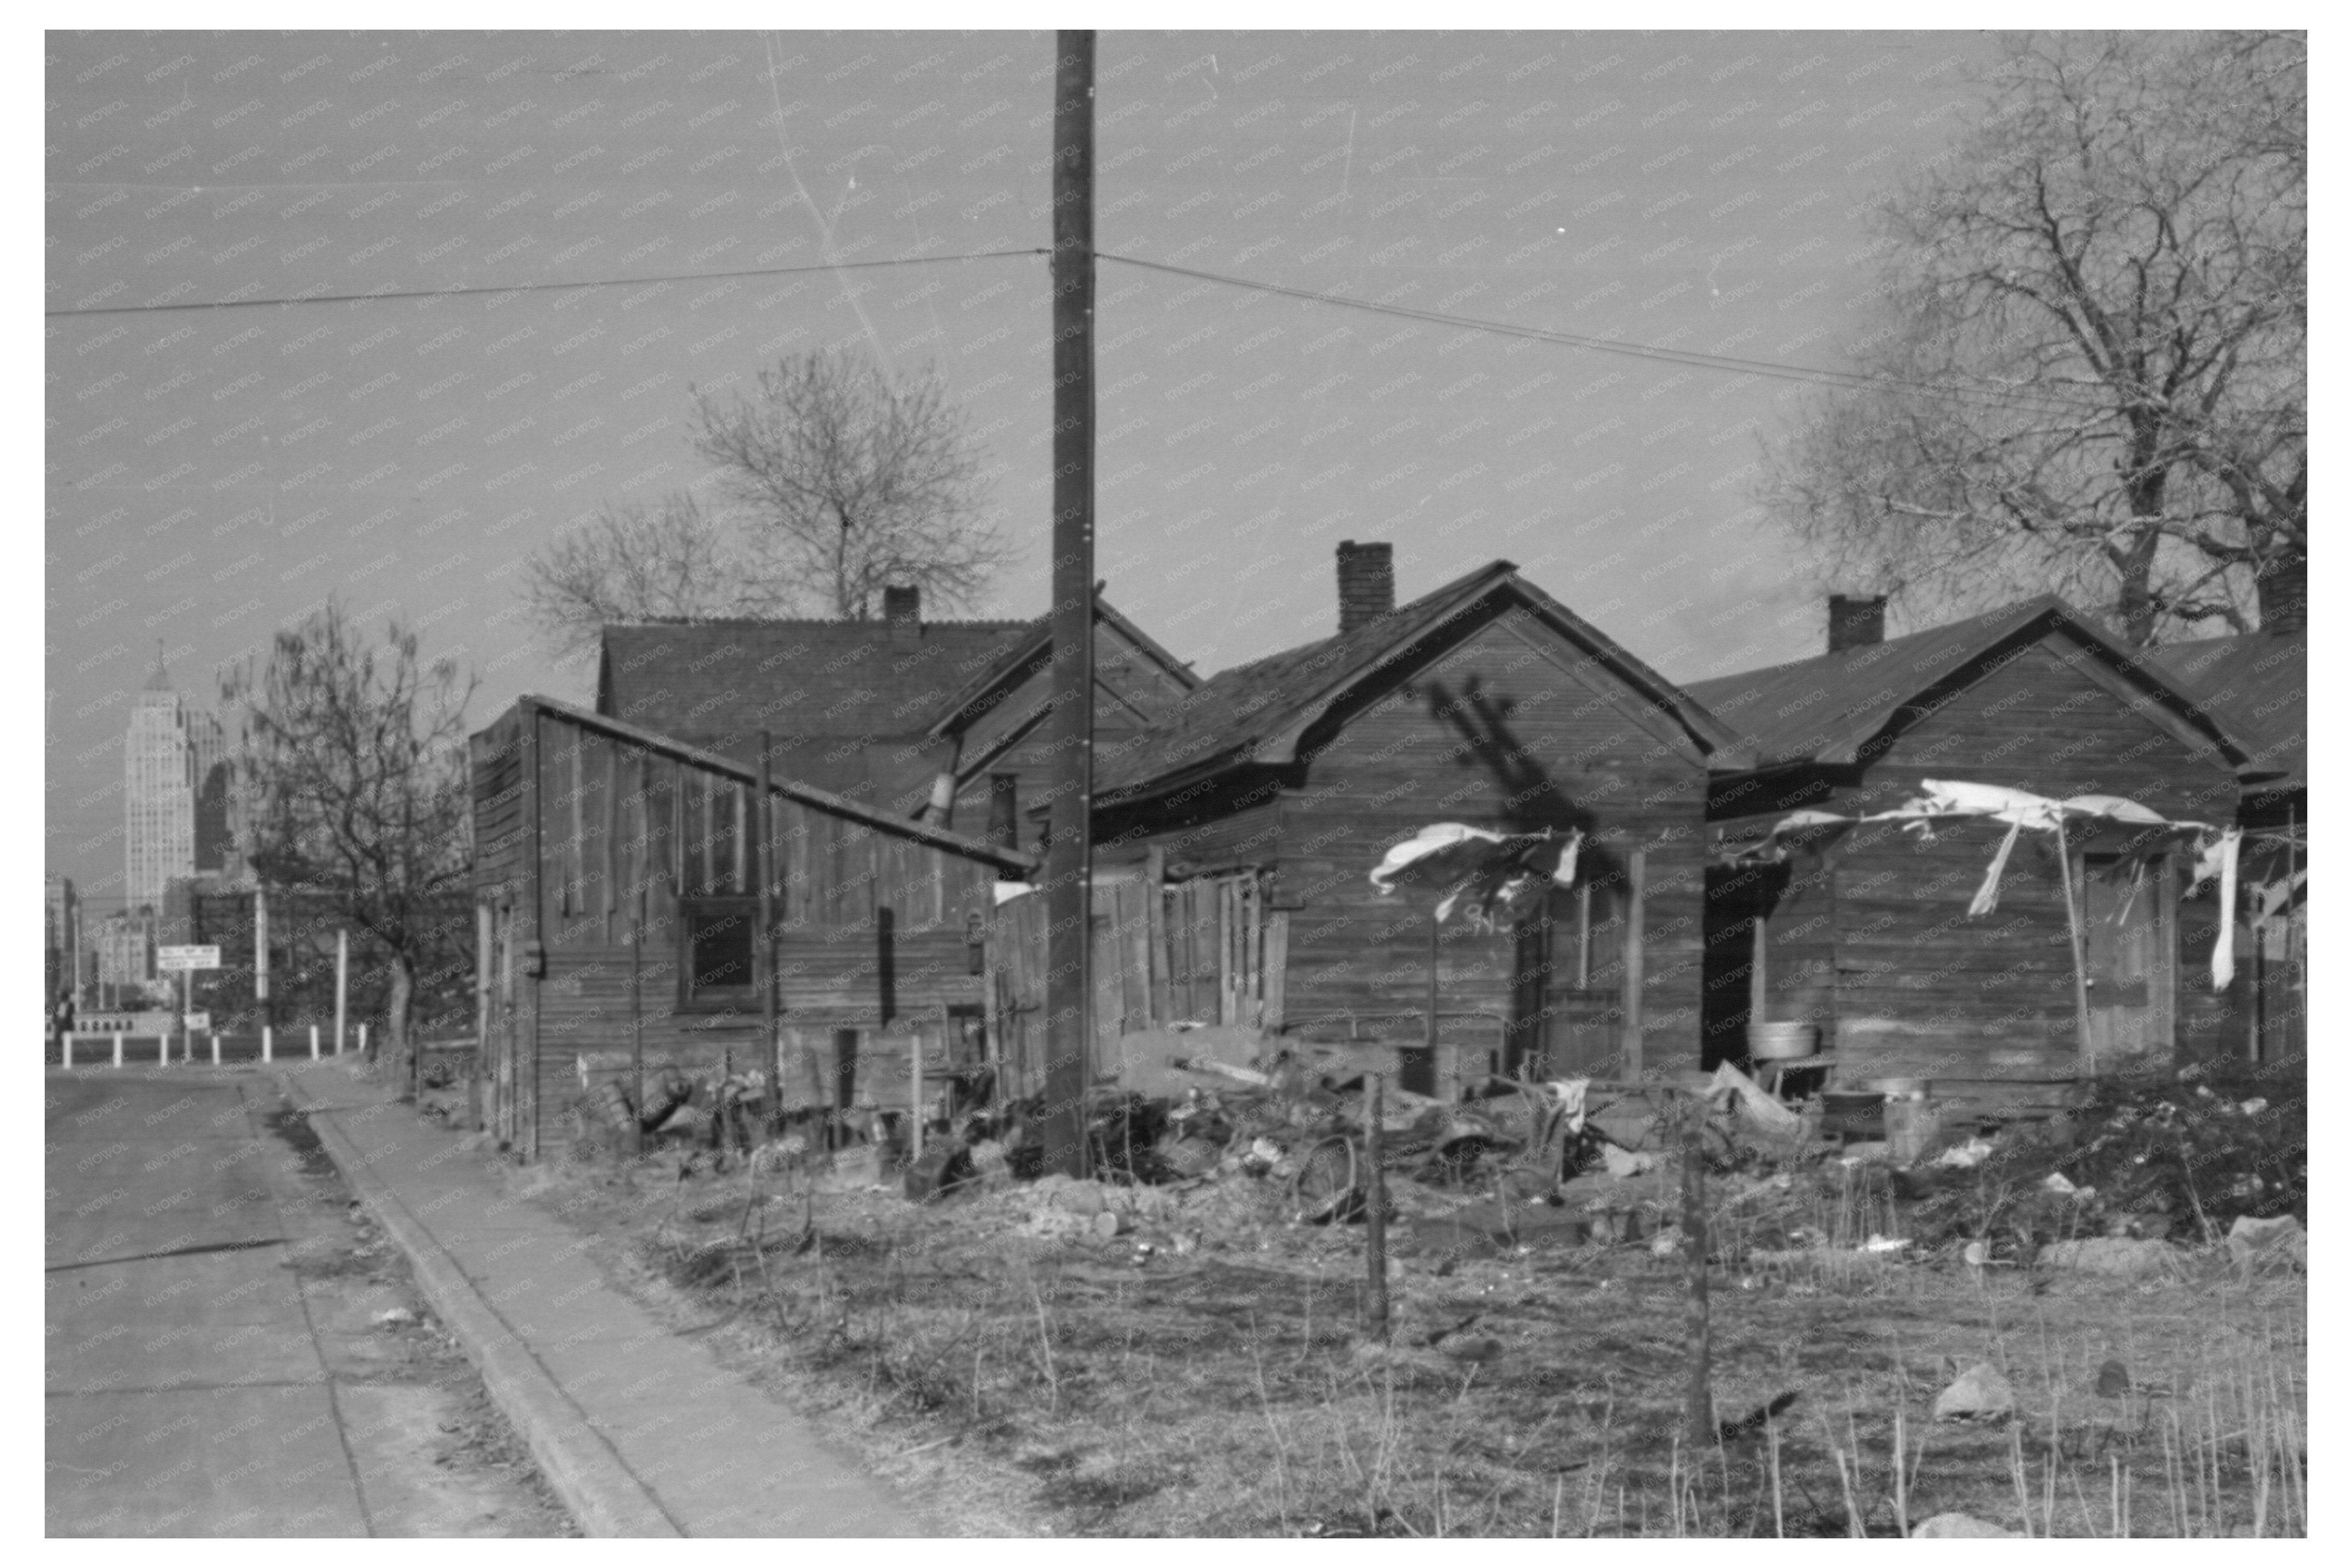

{"left": 502, "top": 1075, "right": 2306, "bottom": 1539}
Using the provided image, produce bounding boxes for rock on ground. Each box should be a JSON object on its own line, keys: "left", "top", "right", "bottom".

{"left": 1913, "top": 1512, "right": 2022, "bottom": 1537}
{"left": 2225, "top": 1214, "right": 2305, "bottom": 1275}
{"left": 1931, "top": 1362, "right": 2015, "bottom": 1422}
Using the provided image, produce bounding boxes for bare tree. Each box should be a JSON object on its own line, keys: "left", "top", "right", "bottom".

{"left": 1762, "top": 31, "right": 2305, "bottom": 645}
{"left": 522, "top": 491, "right": 781, "bottom": 659}
{"left": 222, "top": 601, "right": 475, "bottom": 1089}
{"left": 690, "top": 348, "right": 1009, "bottom": 619}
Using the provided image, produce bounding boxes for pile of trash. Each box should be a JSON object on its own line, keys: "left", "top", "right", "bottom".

{"left": 1902, "top": 1060, "right": 2304, "bottom": 1254}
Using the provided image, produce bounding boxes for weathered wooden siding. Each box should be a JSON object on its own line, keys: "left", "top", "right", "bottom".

{"left": 944, "top": 619, "right": 1197, "bottom": 839}
{"left": 474, "top": 698, "right": 1023, "bottom": 1158}
{"left": 1265, "top": 614, "right": 1710, "bottom": 1080}
{"left": 1711, "top": 633, "right": 2242, "bottom": 1104}
{"left": 1078, "top": 608, "right": 1713, "bottom": 1091}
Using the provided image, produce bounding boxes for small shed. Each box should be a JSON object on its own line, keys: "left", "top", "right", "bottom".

{"left": 1007, "top": 543, "right": 1749, "bottom": 1100}
{"left": 1688, "top": 596, "right": 2252, "bottom": 1112}
{"left": 470, "top": 694, "right": 1036, "bottom": 1160}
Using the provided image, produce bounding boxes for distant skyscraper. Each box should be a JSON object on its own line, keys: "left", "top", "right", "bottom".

{"left": 46, "top": 874, "right": 76, "bottom": 1005}
{"left": 124, "top": 650, "right": 228, "bottom": 915}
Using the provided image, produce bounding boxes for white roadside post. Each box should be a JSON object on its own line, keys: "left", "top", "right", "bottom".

{"left": 335, "top": 929, "right": 348, "bottom": 1055}
{"left": 61, "top": 1031, "right": 73, "bottom": 1070}
{"left": 157, "top": 1033, "right": 167, "bottom": 1066}
{"left": 263, "top": 1026, "right": 274, "bottom": 1063}
{"left": 210, "top": 1034, "right": 221, "bottom": 1066}
{"left": 358, "top": 1022, "right": 368, "bottom": 1055}
{"left": 112, "top": 1033, "right": 124, "bottom": 1069}
{"left": 309, "top": 1024, "right": 320, "bottom": 1059}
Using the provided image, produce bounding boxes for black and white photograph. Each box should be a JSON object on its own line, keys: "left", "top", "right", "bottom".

{"left": 42, "top": 19, "right": 2308, "bottom": 1538}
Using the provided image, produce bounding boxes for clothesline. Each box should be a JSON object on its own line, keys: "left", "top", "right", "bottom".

{"left": 1713, "top": 778, "right": 2297, "bottom": 991}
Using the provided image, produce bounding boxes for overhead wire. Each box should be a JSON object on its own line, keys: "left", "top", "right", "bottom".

{"left": 42, "top": 247, "right": 1053, "bottom": 318}
{"left": 45, "top": 236, "right": 2072, "bottom": 413}
{"left": 1094, "top": 250, "right": 2085, "bottom": 416}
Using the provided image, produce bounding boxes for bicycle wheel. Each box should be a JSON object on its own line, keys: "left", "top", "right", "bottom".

{"left": 1289, "top": 1135, "right": 1360, "bottom": 1224}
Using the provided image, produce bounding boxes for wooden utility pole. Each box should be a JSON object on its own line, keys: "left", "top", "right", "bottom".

{"left": 1042, "top": 28, "right": 1097, "bottom": 1176}
{"left": 758, "top": 731, "right": 779, "bottom": 1132}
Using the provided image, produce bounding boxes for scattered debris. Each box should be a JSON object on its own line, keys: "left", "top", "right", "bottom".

{"left": 1601, "top": 1144, "right": 1656, "bottom": 1178}
{"left": 2226, "top": 1213, "right": 2306, "bottom": 1277}
{"left": 1934, "top": 1137, "right": 1995, "bottom": 1170}
{"left": 375, "top": 1306, "right": 418, "bottom": 1328}
{"left": 1933, "top": 1362, "right": 2016, "bottom": 1422}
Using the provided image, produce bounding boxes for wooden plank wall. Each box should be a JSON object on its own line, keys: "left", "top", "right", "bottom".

{"left": 1264, "top": 616, "right": 1711, "bottom": 1078}
{"left": 1714, "top": 634, "right": 2243, "bottom": 1097}
{"left": 498, "top": 703, "right": 1005, "bottom": 1155}
{"left": 984, "top": 868, "right": 1289, "bottom": 1096}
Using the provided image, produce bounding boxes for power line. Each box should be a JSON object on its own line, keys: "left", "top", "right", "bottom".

{"left": 45, "top": 234, "right": 2072, "bottom": 413}
{"left": 43, "top": 247, "right": 1052, "bottom": 319}
{"left": 1096, "top": 251, "right": 2081, "bottom": 416}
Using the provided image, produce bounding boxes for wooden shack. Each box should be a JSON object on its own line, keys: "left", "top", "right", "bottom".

{"left": 2142, "top": 622, "right": 2307, "bottom": 1062}
{"left": 470, "top": 694, "right": 1036, "bottom": 1159}
{"left": 997, "top": 544, "right": 1750, "bottom": 1100}
{"left": 1688, "top": 596, "right": 2253, "bottom": 1112}
{"left": 593, "top": 587, "right": 1195, "bottom": 830}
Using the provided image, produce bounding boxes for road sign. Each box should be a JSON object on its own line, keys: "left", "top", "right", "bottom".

{"left": 183, "top": 1011, "right": 211, "bottom": 1032}
{"left": 157, "top": 945, "right": 221, "bottom": 972}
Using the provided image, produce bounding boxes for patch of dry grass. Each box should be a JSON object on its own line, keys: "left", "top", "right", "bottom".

{"left": 516, "top": 1153, "right": 2303, "bottom": 1537}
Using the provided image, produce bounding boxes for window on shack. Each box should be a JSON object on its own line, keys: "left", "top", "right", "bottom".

{"left": 679, "top": 895, "right": 761, "bottom": 1010}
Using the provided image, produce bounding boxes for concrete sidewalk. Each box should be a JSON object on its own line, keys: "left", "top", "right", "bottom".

{"left": 282, "top": 1062, "right": 926, "bottom": 1538}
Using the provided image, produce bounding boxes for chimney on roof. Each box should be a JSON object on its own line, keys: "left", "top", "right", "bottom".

{"left": 1827, "top": 593, "right": 1887, "bottom": 653}
{"left": 2257, "top": 553, "right": 2305, "bottom": 637}
{"left": 883, "top": 584, "right": 921, "bottom": 644}
{"left": 1336, "top": 540, "right": 1395, "bottom": 635}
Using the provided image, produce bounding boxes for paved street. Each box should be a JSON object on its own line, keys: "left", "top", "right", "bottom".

{"left": 45, "top": 1071, "right": 570, "bottom": 1537}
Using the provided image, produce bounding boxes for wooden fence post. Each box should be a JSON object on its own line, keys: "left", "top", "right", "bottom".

{"left": 1365, "top": 1072, "right": 1389, "bottom": 1342}
{"left": 1681, "top": 1090, "right": 1713, "bottom": 1444}
{"left": 1621, "top": 848, "right": 1647, "bottom": 1079}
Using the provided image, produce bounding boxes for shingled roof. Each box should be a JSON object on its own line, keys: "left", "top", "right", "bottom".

{"left": 1685, "top": 595, "right": 2250, "bottom": 772}
{"left": 596, "top": 616, "right": 1032, "bottom": 741}
{"left": 1093, "top": 560, "right": 1750, "bottom": 799}
{"left": 924, "top": 595, "right": 1198, "bottom": 742}
{"left": 2142, "top": 628, "right": 2307, "bottom": 789}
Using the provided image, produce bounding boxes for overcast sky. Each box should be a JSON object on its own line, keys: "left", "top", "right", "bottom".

{"left": 47, "top": 27, "right": 2015, "bottom": 905}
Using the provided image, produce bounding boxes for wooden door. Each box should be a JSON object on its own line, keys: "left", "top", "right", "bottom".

{"left": 1533, "top": 877, "right": 1630, "bottom": 1078}
{"left": 2081, "top": 854, "right": 2175, "bottom": 1069}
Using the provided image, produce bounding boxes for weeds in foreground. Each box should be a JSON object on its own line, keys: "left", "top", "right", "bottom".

{"left": 598, "top": 1158, "right": 2301, "bottom": 1538}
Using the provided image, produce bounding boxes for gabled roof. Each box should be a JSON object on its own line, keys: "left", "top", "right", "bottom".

{"left": 1685, "top": 595, "right": 2250, "bottom": 773}
{"left": 924, "top": 594, "right": 1199, "bottom": 741}
{"left": 1094, "top": 560, "right": 1751, "bottom": 800}
{"left": 508, "top": 693, "right": 1038, "bottom": 876}
{"left": 596, "top": 617, "right": 1032, "bottom": 741}
{"left": 2141, "top": 629, "right": 2306, "bottom": 789}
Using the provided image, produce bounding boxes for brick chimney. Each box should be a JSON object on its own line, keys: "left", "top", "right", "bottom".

{"left": 882, "top": 584, "right": 921, "bottom": 644}
{"left": 1336, "top": 540, "right": 1395, "bottom": 635}
{"left": 1827, "top": 593, "right": 1887, "bottom": 653}
{"left": 2257, "top": 554, "right": 2305, "bottom": 637}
